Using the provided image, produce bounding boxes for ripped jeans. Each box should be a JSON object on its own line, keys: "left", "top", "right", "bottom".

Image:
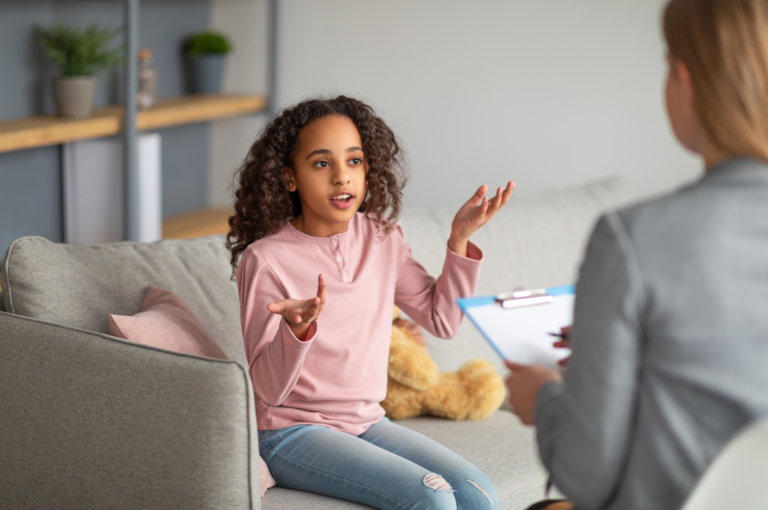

{"left": 258, "top": 417, "right": 499, "bottom": 510}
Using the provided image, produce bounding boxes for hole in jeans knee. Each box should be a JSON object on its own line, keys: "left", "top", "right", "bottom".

{"left": 467, "top": 479, "right": 494, "bottom": 506}
{"left": 423, "top": 473, "right": 454, "bottom": 493}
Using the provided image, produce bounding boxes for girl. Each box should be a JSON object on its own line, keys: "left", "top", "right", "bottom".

{"left": 227, "top": 96, "right": 514, "bottom": 510}
{"left": 506, "top": 1, "right": 768, "bottom": 509}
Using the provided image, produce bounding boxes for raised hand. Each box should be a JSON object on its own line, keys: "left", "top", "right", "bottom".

{"left": 267, "top": 274, "right": 327, "bottom": 340}
{"left": 449, "top": 181, "right": 515, "bottom": 257}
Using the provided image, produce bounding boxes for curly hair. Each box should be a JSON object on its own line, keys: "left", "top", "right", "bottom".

{"left": 226, "top": 95, "right": 409, "bottom": 274}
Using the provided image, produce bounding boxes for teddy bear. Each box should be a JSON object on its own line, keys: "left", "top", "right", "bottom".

{"left": 381, "top": 307, "right": 506, "bottom": 421}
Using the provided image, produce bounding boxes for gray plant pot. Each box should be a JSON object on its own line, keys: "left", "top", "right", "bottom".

{"left": 185, "top": 54, "right": 225, "bottom": 94}
{"left": 53, "top": 76, "right": 96, "bottom": 119}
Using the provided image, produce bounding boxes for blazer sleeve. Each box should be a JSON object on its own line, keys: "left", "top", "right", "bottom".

{"left": 534, "top": 212, "right": 647, "bottom": 509}
{"left": 393, "top": 224, "right": 483, "bottom": 339}
{"left": 237, "top": 250, "right": 317, "bottom": 406}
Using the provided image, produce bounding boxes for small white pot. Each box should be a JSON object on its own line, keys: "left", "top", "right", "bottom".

{"left": 53, "top": 76, "right": 96, "bottom": 119}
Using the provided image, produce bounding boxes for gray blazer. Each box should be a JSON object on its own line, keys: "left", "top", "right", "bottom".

{"left": 535, "top": 158, "right": 768, "bottom": 510}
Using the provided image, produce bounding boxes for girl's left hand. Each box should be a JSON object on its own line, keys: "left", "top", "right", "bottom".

{"left": 449, "top": 182, "right": 515, "bottom": 257}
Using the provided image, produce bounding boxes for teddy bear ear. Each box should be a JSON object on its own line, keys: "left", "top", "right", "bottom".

{"left": 392, "top": 305, "right": 401, "bottom": 321}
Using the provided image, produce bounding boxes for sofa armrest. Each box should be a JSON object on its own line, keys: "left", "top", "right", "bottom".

{"left": 0, "top": 312, "right": 260, "bottom": 510}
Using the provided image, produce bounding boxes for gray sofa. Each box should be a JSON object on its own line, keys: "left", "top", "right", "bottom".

{"left": 0, "top": 177, "right": 632, "bottom": 510}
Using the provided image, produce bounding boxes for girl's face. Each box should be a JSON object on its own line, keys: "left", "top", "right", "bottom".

{"left": 285, "top": 115, "right": 368, "bottom": 237}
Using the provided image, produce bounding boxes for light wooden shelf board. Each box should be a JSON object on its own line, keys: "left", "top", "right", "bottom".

{"left": 0, "top": 107, "right": 123, "bottom": 154}
{"left": 162, "top": 207, "right": 233, "bottom": 240}
{"left": 138, "top": 94, "right": 266, "bottom": 131}
{"left": 0, "top": 94, "right": 267, "bottom": 154}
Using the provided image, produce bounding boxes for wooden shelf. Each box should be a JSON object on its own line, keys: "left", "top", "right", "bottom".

{"left": 162, "top": 208, "right": 233, "bottom": 240}
{"left": 0, "top": 94, "right": 267, "bottom": 153}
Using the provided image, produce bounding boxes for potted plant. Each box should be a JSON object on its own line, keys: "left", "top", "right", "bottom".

{"left": 183, "top": 31, "right": 232, "bottom": 94}
{"left": 37, "top": 22, "right": 123, "bottom": 119}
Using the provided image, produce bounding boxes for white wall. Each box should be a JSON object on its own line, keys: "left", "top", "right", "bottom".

{"left": 211, "top": 0, "right": 702, "bottom": 209}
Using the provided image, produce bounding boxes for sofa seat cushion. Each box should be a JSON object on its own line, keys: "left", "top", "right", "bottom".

{"left": 1, "top": 235, "right": 247, "bottom": 367}
{"left": 398, "top": 412, "right": 549, "bottom": 509}
{"left": 261, "top": 411, "right": 546, "bottom": 510}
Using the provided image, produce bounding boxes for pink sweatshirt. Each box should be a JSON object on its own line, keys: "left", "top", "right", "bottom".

{"left": 236, "top": 213, "right": 483, "bottom": 435}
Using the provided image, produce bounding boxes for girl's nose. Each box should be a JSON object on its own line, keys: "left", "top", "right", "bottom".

{"left": 332, "top": 165, "right": 350, "bottom": 185}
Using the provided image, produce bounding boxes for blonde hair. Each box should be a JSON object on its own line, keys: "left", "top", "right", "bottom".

{"left": 664, "top": 0, "right": 768, "bottom": 161}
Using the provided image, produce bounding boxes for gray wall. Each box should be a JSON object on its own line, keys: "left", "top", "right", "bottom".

{"left": 271, "top": 0, "right": 702, "bottom": 208}
{"left": 208, "top": 0, "right": 270, "bottom": 209}
{"left": 0, "top": 147, "right": 62, "bottom": 254}
{"left": 0, "top": 0, "right": 210, "bottom": 256}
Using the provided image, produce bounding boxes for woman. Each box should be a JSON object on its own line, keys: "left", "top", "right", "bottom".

{"left": 506, "top": 1, "right": 768, "bottom": 509}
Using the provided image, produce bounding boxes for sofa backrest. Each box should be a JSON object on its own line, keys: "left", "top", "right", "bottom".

{"left": 1, "top": 235, "right": 246, "bottom": 367}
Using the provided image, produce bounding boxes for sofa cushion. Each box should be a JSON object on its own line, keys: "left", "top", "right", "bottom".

{"left": 108, "top": 285, "right": 229, "bottom": 360}
{"left": 1, "top": 235, "right": 247, "bottom": 367}
{"left": 398, "top": 176, "right": 633, "bottom": 374}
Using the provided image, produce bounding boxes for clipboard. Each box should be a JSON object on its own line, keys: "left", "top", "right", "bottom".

{"left": 457, "top": 285, "right": 575, "bottom": 370}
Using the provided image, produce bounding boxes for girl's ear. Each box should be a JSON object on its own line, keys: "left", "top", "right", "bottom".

{"left": 283, "top": 167, "right": 297, "bottom": 192}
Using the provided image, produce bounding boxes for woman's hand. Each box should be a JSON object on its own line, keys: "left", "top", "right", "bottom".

{"left": 267, "top": 274, "right": 327, "bottom": 341}
{"left": 449, "top": 182, "right": 515, "bottom": 257}
{"left": 555, "top": 326, "right": 572, "bottom": 367}
{"left": 505, "top": 360, "right": 562, "bottom": 425}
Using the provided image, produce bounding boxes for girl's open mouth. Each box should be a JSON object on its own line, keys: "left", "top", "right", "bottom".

{"left": 330, "top": 193, "right": 355, "bottom": 209}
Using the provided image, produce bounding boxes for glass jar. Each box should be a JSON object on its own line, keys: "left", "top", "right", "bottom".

{"left": 137, "top": 47, "right": 157, "bottom": 110}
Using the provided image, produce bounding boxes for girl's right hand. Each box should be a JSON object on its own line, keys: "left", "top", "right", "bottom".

{"left": 267, "top": 274, "right": 327, "bottom": 341}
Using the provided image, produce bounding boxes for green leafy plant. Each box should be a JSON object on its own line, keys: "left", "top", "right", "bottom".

{"left": 183, "top": 31, "right": 232, "bottom": 56}
{"left": 37, "top": 22, "right": 123, "bottom": 77}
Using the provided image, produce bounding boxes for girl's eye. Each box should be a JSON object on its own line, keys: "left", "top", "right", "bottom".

{"left": 350, "top": 158, "right": 362, "bottom": 165}
{"left": 314, "top": 160, "right": 329, "bottom": 168}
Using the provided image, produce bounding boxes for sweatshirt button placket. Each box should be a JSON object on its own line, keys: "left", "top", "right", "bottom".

{"left": 333, "top": 237, "right": 350, "bottom": 283}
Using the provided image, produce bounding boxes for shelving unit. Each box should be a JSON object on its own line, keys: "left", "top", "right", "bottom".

{"left": 1, "top": 0, "right": 278, "bottom": 243}
{"left": 0, "top": 94, "right": 267, "bottom": 153}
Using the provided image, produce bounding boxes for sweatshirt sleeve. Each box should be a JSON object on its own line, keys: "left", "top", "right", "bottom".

{"left": 393, "top": 224, "right": 483, "bottom": 339}
{"left": 534, "top": 212, "right": 645, "bottom": 509}
{"left": 236, "top": 250, "right": 317, "bottom": 406}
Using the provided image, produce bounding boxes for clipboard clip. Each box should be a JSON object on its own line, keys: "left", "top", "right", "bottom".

{"left": 494, "top": 289, "right": 554, "bottom": 309}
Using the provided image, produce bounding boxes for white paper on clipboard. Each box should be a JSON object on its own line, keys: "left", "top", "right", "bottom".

{"left": 457, "top": 286, "right": 575, "bottom": 370}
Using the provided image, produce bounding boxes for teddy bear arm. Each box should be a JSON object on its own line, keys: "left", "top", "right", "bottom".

{"left": 381, "top": 378, "right": 428, "bottom": 420}
{"left": 388, "top": 326, "right": 439, "bottom": 390}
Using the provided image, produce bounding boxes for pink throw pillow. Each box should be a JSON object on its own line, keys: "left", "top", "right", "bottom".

{"left": 108, "top": 286, "right": 277, "bottom": 496}
{"left": 108, "top": 286, "right": 228, "bottom": 359}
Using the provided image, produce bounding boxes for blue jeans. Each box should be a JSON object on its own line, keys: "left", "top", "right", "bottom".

{"left": 259, "top": 417, "right": 499, "bottom": 510}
